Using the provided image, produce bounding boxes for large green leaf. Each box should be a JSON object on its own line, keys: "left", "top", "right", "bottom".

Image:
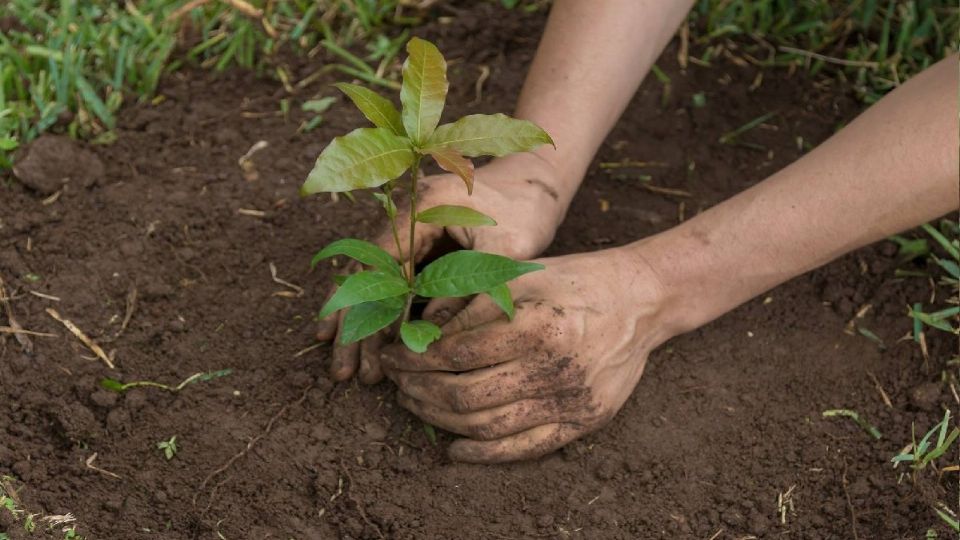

{"left": 414, "top": 251, "right": 544, "bottom": 298}
{"left": 425, "top": 113, "right": 553, "bottom": 157}
{"left": 486, "top": 283, "right": 515, "bottom": 320}
{"left": 400, "top": 320, "right": 442, "bottom": 353}
{"left": 340, "top": 296, "right": 405, "bottom": 344}
{"left": 311, "top": 238, "right": 403, "bottom": 277}
{"left": 319, "top": 270, "right": 410, "bottom": 318}
{"left": 302, "top": 127, "right": 414, "bottom": 194}
{"left": 333, "top": 82, "right": 405, "bottom": 136}
{"left": 417, "top": 205, "right": 496, "bottom": 227}
{"left": 400, "top": 37, "right": 448, "bottom": 145}
{"left": 427, "top": 146, "right": 475, "bottom": 193}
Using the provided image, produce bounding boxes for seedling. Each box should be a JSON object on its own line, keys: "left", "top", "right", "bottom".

{"left": 891, "top": 409, "right": 960, "bottom": 472}
{"left": 99, "top": 368, "right": 232, "bottom": 393}
{"left": 822, "top": 408, "right": 882, "bottom": 439}
{"left": 157, "top": 436, "right": 178, "bottom": 460}
{"left": 301, "top": 37, "right": 552, "bottom": 352}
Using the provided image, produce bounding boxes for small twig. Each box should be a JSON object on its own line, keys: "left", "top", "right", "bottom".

{"left": 865, "top": 370, "right": 892, "bottom": 408}
{"left": 0, "top": 276, "right": 33, "bottom": 353}
{"left": 840, "top": 457, "right": 860, "bottom": 540}
{"left": 640, "top": 184, "right": 692, "bottom": 198}
{"left": 85, "top": 453, "right": 121, "bottom": 479}
{"left": 0, "top": 326, "right": 56, "bottom": 338}
{"left": 470, "top": 65, "right": 490, "bottom": 106}
{"left": 166, "top": 0, "right": 210, "bottom": 21}
{"left": 237, "top": 208, "right": 267, "bottom": 218}
{"left": 340, "top": 460, "right": 385, "bottom": 539}
{"left": 778, "top": 46, "right": 879, "bottom": 69}
{"left": 196, "top": 384, "right": 314, "bottom": 510}
{"left": 269, "top": 262, "right": 304, "bottom": 297}
{"left": 28, "top": 290, "right": 61, "bottom": 302}
{"left": 104, "top": 286, "right": 138, "bottom": 343}
{"left": 293, "top": 342, "right": 323, "bottom": 358}
{"left": 46, "top": 308, "right": 115, "bottom": 369}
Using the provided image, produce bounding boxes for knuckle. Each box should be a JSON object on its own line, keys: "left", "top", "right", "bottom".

{"left": 447, "top": 387, "right": 475, "bottom": 413}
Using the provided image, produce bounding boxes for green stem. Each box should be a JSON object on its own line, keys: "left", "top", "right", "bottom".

{"left": 384, "top": 186, "right": 406, "bottom": 280}
{"left": 402, "top": 155, "right": 422, "bottom": 323}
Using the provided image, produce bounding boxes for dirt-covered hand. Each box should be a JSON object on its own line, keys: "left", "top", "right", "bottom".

{"left": 380, "top": 247, "right": 675, "bottom": 463}
{"left": 316, "top": 153, "right": 568, "bottom": 383}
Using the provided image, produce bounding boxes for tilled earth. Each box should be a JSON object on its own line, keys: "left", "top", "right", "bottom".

{"left": 1, "top": 4, "right": 956, "bottom": 539}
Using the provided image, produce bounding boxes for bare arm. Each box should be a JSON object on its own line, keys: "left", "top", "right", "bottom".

{"left": 513, "top": 0, "right": 695, "bottom": 220}
{"left": 641, "top": 54, "right": 960, "bottom": 336}
{"left": 385, "top": 55, "right": 959, "bottom": 463}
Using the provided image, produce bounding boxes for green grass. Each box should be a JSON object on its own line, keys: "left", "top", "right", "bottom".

{"left": 690, "top": 0, "right": 959, "bottom": 102}
{"left": 0, "top": 0, "right": 413, "bottom": 169}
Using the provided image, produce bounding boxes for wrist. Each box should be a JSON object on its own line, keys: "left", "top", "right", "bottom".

{"left": 616, "top": 229, "right": 727, "bottom": 340}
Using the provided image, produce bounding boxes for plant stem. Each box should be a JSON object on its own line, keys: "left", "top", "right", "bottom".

{"left": 402, "top": 155, "right": 422, "bottom": 323}
{"left": 384, "top": 186, "right": 406, "bottom": 280}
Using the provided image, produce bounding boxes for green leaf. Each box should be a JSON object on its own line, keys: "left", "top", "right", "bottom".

{"left": 301, "top": 127, "right": 414, "bottom": 194}
{"left": 311, "top": 238, "right": 402, "bottom": 277}
{"left": 373, "top": 191, "right": 397, "bottom": 219}
{"left": 100, "top": 378, "right": 127, "bottom": 393}
{"left": 334, "top": 82, "right": 404, "bottom": 136}
{"left": 425, "top": 113, "right": 553, "bottom": 157}
{"left": 400, "top": 320, "right": 442, "bottom": 353}
{"left": 400, "top": 37, "right": 448, "bottom": 145}
{"left": 427, "top": 146, "right": 475, "bottom": 193}
{"left": 417, "top": 205, "right": 496, "bottom": 227}
{"left": 414, "top": 251, "right": 544, "bottom": 298}
{"left": 302, "top": 96, "right": 337, "bottom": 113}
{"left": 319, "top": 271, "right": 410, "bottom": 318}
{"left": 486, "top": 283, "right": 515, "bottom": 320}
{"left": 340, "top": 296, "right": 405, "bottom": 344}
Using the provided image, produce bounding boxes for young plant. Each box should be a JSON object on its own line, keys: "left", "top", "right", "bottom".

{"left": 157, "top": 436, "right": 178, "bottom": 460}
{"left": 301, "top": 37, "right": 553, "bottom": 352}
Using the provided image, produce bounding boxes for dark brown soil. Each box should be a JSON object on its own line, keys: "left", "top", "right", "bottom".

{"left": 1, "top": 4, "right": 956, "bottom": 539}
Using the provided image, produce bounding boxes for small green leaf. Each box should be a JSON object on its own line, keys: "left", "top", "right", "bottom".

{"left": 340, "top": 296, "right": 405, "bottom": 344}
{"left": 415, "top": 251, "right": 544, "bottom": 298}
{"left": 425, "top": 113, "right": 553, "bottom": 157}
{"left": 100, "top": 378, "right": 127, "bottom": 393}
{"left": 373, "top": 191, "right": 397, "bottom": 219}
{"left": 427, "top": 147, "right": 475, "bottom": 193}
{"left": 486, "top": 283, "right": 515, "bottom": 320}
{"left": 302, "top": 96, "right": 337, "bottom": 113}
{"left": 400, "top": 37, "right": 448, "bottom": 145}
{"left": 0, "top": 138, "right": 18, "bottom": 151}
{"left": 334, "top": 82, "right": 405, "bottom": 135}
{"left": 319, "top": 271, "right": 410, "bottom": 318}
{"left": 423, "top": 422, "right": 438, "bottom": 445}
{"left": 311, "top": 238, "right": 402, "bottom": 277}
{"left": 417, "top": 205, "right": 496, "bottom": 227}
{"left": 302, "top": 127, "right": 414, "bottom": 194}
{"left": 400, "top": 320, "right": 442, "bottom": 353}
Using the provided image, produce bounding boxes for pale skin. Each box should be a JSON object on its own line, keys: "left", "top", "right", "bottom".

{"left": 316, "top": 0, "right": 960, "bottom": 463}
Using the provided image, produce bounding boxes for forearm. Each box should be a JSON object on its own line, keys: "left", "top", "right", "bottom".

{"left": 512, "top": 0, "right": 694, "bottom": 211}
{"left": 635, "top": 55, "right": 959, "bottom": 335}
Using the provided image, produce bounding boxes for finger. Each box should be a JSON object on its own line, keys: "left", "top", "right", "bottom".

{"left": 329, "top": 315, "right": 360, "bottom": 381}
{"left": 448, "top": 422, "right": 583, "bottom": 464}
{"left": 397, "top": 392, "right": 578, "bottom": 441}
{"left": 422, "top": 297, "right": 470, "bottom": 327}
{"left": 390, "top": 358, "right": 582, "bottom": 413}
{"left": 441, "top": 293, "right": 506, "bottom": 335}
{"left": 381, "top": 316, "right": 543, "bottom": 372}
{"left": 358, "top": 331, "right": 385, "bottom": 385}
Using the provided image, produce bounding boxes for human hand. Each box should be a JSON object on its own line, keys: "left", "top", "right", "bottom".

{"left": 380, "top": 246, "right": 678, "bottom": 463}
{"left": 316, "top": 152, "right": 571, "bottom": 383}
